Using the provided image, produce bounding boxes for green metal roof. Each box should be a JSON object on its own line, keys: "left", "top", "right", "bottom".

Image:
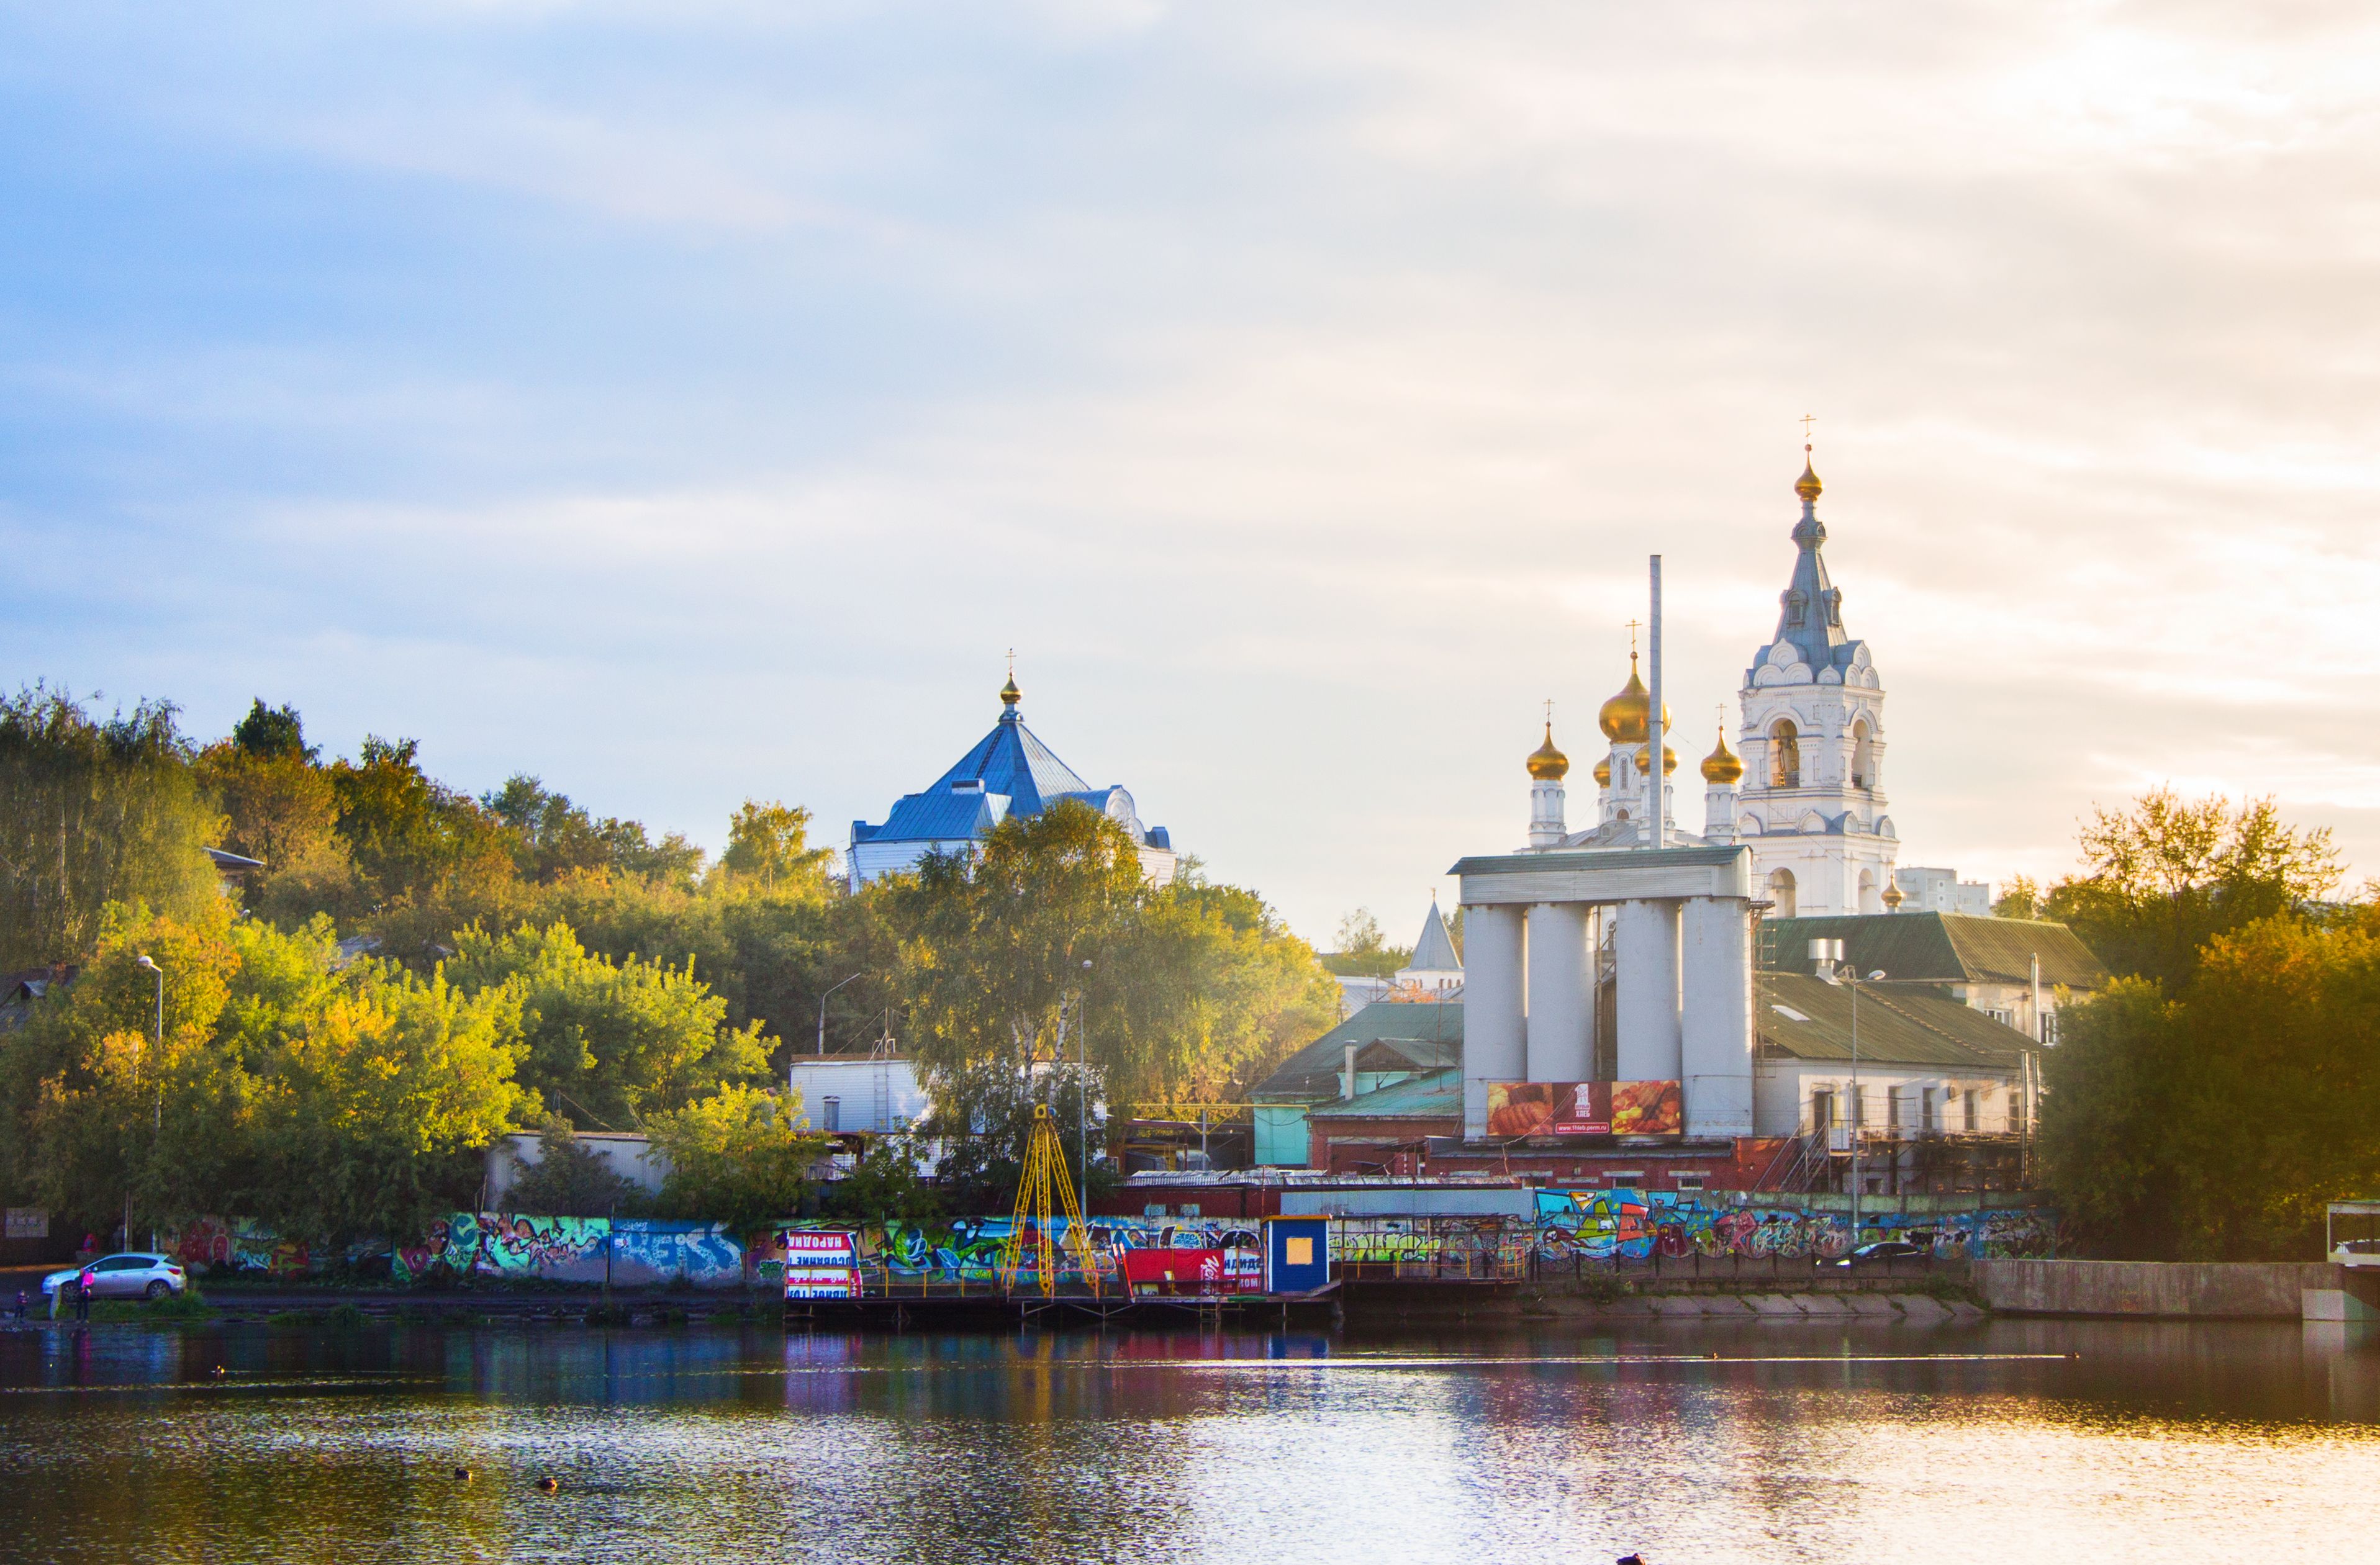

{"left": 1757, "top": 972, "right": 2038, "bottom": 1070}
{"left": 1307, "top": 1068, "right": 1462, "bottom": 1121}
{"left": 1759, "top": 912, "right": 2106, "bottom": 991}
{"left": 1252, "top": 1000, "right": 1464, "bottom": 1102}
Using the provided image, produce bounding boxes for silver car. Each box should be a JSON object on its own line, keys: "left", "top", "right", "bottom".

{"left": 42, "top": 1253, "right": 187, "bottom": 1301}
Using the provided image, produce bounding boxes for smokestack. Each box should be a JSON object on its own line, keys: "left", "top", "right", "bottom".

{"left": 1343, "top": 1044, "right": 1359, "bottom": 1101}
{"left": 1648, "top": 555, "right": 1665, "bottom": 850}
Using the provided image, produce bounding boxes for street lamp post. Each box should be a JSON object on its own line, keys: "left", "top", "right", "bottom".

{"left": 1077, "top": 960, "right": 1093, "bottom": 1207}
{"left": 1811, "top": 941, "right": 1886, "bottom": 1255}
{"left": 135, "top": 955, "right": 163, "bottom": 1251}
{"left": 816, "top": 973, "right": 862, "bottom": 1059}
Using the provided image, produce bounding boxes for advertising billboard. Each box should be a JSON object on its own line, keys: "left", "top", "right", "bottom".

{"left": 1485, "top": 1080, "right": 1683, "bottom": 1137}
{"left": 783, "top": 1229, "right": 862, "bottom": 1300}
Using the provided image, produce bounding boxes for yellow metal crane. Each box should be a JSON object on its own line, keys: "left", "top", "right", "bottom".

{"left": 1000, "top": 1104, "right": 1101, "bottom": 1298}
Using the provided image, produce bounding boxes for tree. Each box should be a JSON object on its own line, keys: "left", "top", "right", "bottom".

{"left": 816, "top": 1134, "right": 943, "bottom": 1225}
{"left": 1320, "top": 907, "right": 1410, "bottom": 979}
{"left": 246, "top": 965, "right": 529, "bottom": 1243}
{"left": 329, "top": 736, "right": 523, "bottom": 936}
{"left": 230, "top": 699, "right": 314, "bottom": 762}
{"left": 885, "top": 803, "right": 1337, "bottom": 1190}
{"left": 2043, "top": 789, "right": 2342, "bottom": 991}
{"left": 2041, "top": 912, "right": 2380, "bottom": 1260}
{"left": 197, "top": 739, "right": 357, "bottom": 926}
{"left": 1993, "top": 875, "right": 2042, "bottom": 921}
{"left": 0, "top": 687, "right": 225, "bottom": 967}
{"left": 443, "top": 922, "right": 771, "bottom": 1130}
{"left": 503, "top": 1121, "right": 647, "bottom": 1217}
{"left": 483, "top": 775, "right": 704, "bottom": 890}
{"left": 720, "top": 800, "right": 835, "bottom": 893}
{"left": 645, "top": 1083, "right": 827, "bottom": 1235}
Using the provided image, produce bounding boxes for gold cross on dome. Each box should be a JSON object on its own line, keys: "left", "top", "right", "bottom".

{"left": 1625, "top": 618, "right": 1642, "bottom": 655}
{"left": 1006, "top": 647, "right": 1015, "bottom": 677}
{"left": 1801, "top": 412, "right": 1816, "bottom": 449}
{"left": 1544, "top": 698, "right": 1555, "bottom": 724}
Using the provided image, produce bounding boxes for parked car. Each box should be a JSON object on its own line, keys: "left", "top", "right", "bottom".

{"left": 40, "top": 1253, "right": 186, "bottom": 1300}
{"left": 1833, "top": 1240, "right": 1927, "bottom": 1268}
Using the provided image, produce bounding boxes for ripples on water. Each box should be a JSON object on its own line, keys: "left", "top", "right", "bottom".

{"left": 1, "top": 1317, "right": 2374, "bottom": 1563}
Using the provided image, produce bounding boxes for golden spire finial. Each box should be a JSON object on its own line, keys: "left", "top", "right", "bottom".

{"left": 1528, "top": 701, "right": 1569, "bottom": 781}
{"left": 1000, "top": 647, "right": 1021, "bottom": 708}
{"left": 1795, "top": 415, "right": 1823, "bottom": 504}
{"left": 1700, "top": 708, "right": 1743, "bottom": 785}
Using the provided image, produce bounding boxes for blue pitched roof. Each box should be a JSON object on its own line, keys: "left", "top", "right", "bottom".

{"left": 929, "top": 710, "right": 1092, "bottom": 818}
{"left": 856, "top": 699, "right": 1171, "bottom": 852}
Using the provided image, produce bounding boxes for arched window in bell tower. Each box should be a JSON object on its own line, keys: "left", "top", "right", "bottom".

{"left": 1770, "top": 719, "right": 1801, "bottom": 788}
{"left": 1768, "top": 868, "right": 1798, "bottom": 918}
{"left": 1851, "top": 719, "right": 1874, "bottom": 789}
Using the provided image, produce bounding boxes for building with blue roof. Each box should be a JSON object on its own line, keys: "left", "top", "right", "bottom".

{"left": 848, "top": 672, "right": 1179, "bottom": 887}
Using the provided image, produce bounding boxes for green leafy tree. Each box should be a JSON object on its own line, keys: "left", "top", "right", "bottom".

{"left": 2042, "top": 911, "right": 2380, "bottom": 1260}
{"left": 503, "top": 1121, "right": 648, "bottom": 1217}
{"left": 0, "top": 687, "right": 225, "bottom": 967}
{"left": 444, "top": 922, "right": 771, "bottom": 1130}
{"left": 484, "top": 775, "right": 704, "bottom": 890}
{"left": 645, "top": 1083, "right": 828, "bottom": 1234}
{"left": 245, "top": 965, "right": 529, "bottom": 1244}
{"left": 720, "top": 800, "right": 835, "bottom": 893}
{"left": 1319, "top": 907, "right": 1410, "bottom": 979}
{"left": 2043, "top": 788, "right": 2342, "bottom": 992}
{"left": 817, "top": 1135, "right": 943, "bottom": 1224}
{"left": 230, "top": 699, "right": 315, "bottom": 762}
{"left": 1993, "top": 875, "right": 2042, "bottom": 921}
{"left": 198, "top": 736, "right": 358, "bottom": 926}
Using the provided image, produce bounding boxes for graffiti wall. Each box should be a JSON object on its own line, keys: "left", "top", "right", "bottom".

{"left": 750, "top": 1215, "right": 1267, "bottom": 1291}
{"left": 170, "top": 1216, "right": 315, "bottom": 1277}
{"left": 1530, "top": 1189, "right": 2061, "bottom": 1263}
{"left": 391, "top": 1214, "right": 747, "bottom": 1289}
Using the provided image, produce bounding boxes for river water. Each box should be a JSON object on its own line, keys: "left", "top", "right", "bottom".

{"left": 2, "top": 1315, "right": 2374, "bottom": 1563}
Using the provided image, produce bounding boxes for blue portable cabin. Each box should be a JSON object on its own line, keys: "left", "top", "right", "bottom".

{"left": 1263, "top": 1215, "right": 1332, "bottom": 1295}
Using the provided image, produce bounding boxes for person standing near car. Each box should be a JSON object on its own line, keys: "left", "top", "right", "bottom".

{"left": 73, "top": 1264, "right": 94, "bottom": 1322}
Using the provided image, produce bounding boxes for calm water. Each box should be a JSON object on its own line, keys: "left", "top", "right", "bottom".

{"left": 2, "top": 1315, "right": 2375, "bottom": 1563}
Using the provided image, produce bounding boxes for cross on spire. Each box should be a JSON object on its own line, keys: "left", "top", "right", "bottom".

{"left": 1800, "top": 412, "right": 1816, "bottom": 451}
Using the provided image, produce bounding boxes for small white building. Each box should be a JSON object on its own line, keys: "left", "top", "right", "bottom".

{"left": 1893, "top": 867, "right": 1993, "bottom": 917}
{"left": 786, "top": 1053, "right": 931, "bottom": 1136}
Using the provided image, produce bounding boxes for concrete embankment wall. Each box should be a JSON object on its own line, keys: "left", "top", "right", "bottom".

{"left": 1975, "top": 1259, "right": 2344, "bottom": 1319}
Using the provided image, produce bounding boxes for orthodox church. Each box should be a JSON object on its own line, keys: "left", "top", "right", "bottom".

{"left": 1520, "top": 449, "right": 1906, "bottom": 918}
{"left": 848, "top": 672, "right": 1178, "bottom": 887}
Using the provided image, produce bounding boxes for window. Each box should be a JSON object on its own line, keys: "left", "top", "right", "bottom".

{"left": 822, "top": 1096, "right": 841, "bottom": 1132}
{"left": 96, "top": 1256, "right": 144, "bottom": 1271}
{"left": 1848, "top": 1086, "right": 1866, "bottom": 1128}
{"left": 1768, "top": 868, "right": 1798, "bottom": 918}
{"left": 1886, "top": 1088, "right": 1902, "bottom": 1133}
{"left": 1810, "top": 1089, "right": 1834, "bottom": 1130}
{"left": 1920, "top": 1089, "right": 1936, "bottom": 1134}
{"left": 1963, "top": 1089, "right": 1980, "bottom": 1132}
{"left": 1672, "top": 1175, "right": 1706, "bottom": 1191}
{"left": 1770, "top": 720, "right": 1801, "bottom": 788}
{"left": 1851, "top": 720, "right": 1874, "bottom": 788}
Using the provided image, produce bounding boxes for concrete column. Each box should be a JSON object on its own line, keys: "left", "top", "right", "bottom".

{"left": 1460, "top": 903, "right": 1526, "bottom": 1139}
{"left": 1613, "top": 898, "right": 1681, "bottom": 1083}
{"left": 1680, "top": 896, "right": 1753, "bottom": 1139}
{"left": 1525, "top": 903, "right": 1591, "bottom": 1083}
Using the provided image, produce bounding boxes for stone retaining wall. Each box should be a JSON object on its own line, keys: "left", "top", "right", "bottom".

{"left": 1974, "top": 1259, "right": 2343, "bottom": 1319}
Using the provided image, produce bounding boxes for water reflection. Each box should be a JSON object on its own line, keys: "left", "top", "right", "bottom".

{"left": 1, "top": 1317, "right": 2373, "bottom": 1563}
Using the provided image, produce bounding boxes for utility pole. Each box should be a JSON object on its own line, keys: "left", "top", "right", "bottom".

{"left": 1647, "top": 556, "right": 1666, "bottom": 849}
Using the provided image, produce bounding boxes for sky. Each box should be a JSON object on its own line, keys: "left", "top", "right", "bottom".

{"left": 6, "top": 1, "right": 2379, "bottom": 947}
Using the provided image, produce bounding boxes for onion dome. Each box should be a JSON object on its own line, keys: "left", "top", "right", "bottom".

{"left": 1592, "top": 756, "right": 1611, "bottom": 788}
{"left": 1700, "top": 728, "right": 1743, "bottom": 785}
{"left": 1000, "top": 674, "right": 1021, "bottom": 708}
{"left": 1632, "top": 744, "right": 1678, "bottom": 777}
{"left": 1882, "top": 880, "right": 1904, "bottom": 910}
{"left": 1596, "top": 652, "right": 1671, "bottom": 744}
{"left": 1527, "top": 723, "right": 1569, "bottom": 781}
{"left": 1795, "top": 452, "right": 1823, "bottom": 505}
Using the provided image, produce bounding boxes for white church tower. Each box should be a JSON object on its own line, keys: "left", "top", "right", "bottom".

{"left": 1733, "top": 448, "right": 1899, "bottom": 916}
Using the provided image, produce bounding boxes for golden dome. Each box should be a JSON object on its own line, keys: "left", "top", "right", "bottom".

{"left": 1632, "top": 744, "right": 1678, "bottom": 777}
{"left": 1592, "top": 757, "right": 1611, "bottom": 787}
{"left": 1883, "top": 880, "right": 1904, "bottom": 909}
{"left": 1526, "top": 723, "right": 1569, "bottom": 781}
{"left": 1596, "top": 652, "right": 1671, "bottom": 744}
{"left": 1700, "top": 728, "right": 1743, "bottom": 785}
{"left": 1795, "top": 451, "right": 1823, "bottom": 505}
{"left": 1000, "top": 674, "right": 1021, "bottom": 708}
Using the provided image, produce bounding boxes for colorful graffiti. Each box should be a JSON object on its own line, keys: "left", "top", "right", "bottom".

{"left": 1531, "top": 1190, "right": 2060, "bottom": 1263}
{"left": 170, "top": 1216, "right": 314, "bottom": 1277}
{"left": 391, "top": 1214, "right": 748, "bottom": 1289}
{"left": 751, "top": 1215, "right": 1267, "bottom": 1291}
